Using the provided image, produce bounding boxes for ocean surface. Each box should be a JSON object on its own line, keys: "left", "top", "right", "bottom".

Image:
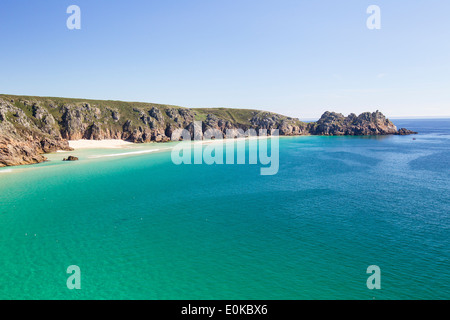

{"left": 0, "top": 119, "right": 449, "bottom": 300}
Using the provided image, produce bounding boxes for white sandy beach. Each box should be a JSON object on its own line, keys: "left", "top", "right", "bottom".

{"left": 68, "top": 139, "right": 134, "bottom": 150}
{"left": 67, "top": 136, "right": 274, "bottom": 150}
{"left": 61, "top": 136, "right": 279, "bottom": 157}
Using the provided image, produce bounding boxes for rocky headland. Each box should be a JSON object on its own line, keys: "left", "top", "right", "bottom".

{"left": 0, "top": 94, "right": 416, "bottom": 167}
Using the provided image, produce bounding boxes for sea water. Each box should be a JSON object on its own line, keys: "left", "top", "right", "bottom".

{"left": 0, "top": 119, "right": 448, "bottom": 299}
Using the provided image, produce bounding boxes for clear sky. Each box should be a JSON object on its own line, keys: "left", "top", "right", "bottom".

{"left": 0, "top": 0, "right": 449, "bottom": 119}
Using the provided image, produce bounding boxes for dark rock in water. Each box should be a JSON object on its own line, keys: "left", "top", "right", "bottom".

{"left": 395, "top": 128, "right": 418, "bottom": 135}
{"left": 63, "top": 156, "right": 79, "bottom": 161}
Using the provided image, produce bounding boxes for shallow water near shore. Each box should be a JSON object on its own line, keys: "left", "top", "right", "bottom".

{"left": 0, "top": 119, "right": 449, "bottom": 299}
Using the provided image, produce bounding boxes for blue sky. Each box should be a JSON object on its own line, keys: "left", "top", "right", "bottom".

{"left": 0, "top": 0, "right": 449, "bottom": 119}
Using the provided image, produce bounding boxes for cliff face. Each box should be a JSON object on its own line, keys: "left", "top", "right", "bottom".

{"left": 0, "top": 95, "right": 415, "bottom": 167}
{"left": 0, "top": 99, "right": 72, "bottom": 167}
{"left": 309, "top": 111, "right": 398, "bottom": 135}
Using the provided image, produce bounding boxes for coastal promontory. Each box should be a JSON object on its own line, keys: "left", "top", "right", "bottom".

{"left": 0, "top": 94, "right": 416, "bottom": 167}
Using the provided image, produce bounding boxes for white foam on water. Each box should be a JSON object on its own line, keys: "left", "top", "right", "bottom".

{"left": 88, "top": 148, "right": 170, "bottom": 159}
{"left": 0, "top": 169, "right": 13, "bottom": 173}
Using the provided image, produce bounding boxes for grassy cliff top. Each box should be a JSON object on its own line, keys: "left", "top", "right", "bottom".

{"left": 0, "top": 94, "right": 301, "bottom": 127}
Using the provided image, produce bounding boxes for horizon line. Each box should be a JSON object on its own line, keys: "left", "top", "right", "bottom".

{"left": 1, "top": 93, "right": 449, "bottom": 121}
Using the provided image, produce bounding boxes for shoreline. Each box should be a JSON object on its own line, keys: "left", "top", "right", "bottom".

{"left": 0, "top": 136, "right": 279, "bottom": 172}
{"left": 68, "top": 139, "right": 134, "bottom": 150}
{"left": 66, "top": 135, "right": 287, "bottom": 151}
{"left": 0, "top": 133, "right": 409, "bottom": 171}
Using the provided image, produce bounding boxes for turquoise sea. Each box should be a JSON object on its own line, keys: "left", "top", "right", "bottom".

{"left": 0, "top": 119, "right": 449, "bottom": 300}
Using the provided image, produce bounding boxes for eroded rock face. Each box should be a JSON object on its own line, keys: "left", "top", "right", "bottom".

{"left": 0, "top": 100, "right": 72, "bottom": 167}
{"left": 149, "top": 107, "right": 164, "bottom": 123}
{"left": 111, "top": 110, "right": 120, "bottom": 122}
{"left": 0, "top": 137, "right": 47, "bottom": 167}
{"left": 309, "top": 110, "right": 399, "bottom": 136}
{"left": 61, "top": 105, "right": 87, "bottom": 140}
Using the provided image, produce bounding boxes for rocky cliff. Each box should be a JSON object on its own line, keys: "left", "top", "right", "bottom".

{"left": 309, "top": 111, "right": 397, "bottom": 135}
{"left": 0, "top": 94, "right": 416, "bottom": 167}
{"left": 0, "top": 98, "right": 72, "bottom": 167}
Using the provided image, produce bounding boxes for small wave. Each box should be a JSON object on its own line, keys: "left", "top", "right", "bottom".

{"left": 0, "top": 169, "right": 13, "bottom": 173}
{"left": 88, "top": 148, "right": 169, "bottom": 159}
